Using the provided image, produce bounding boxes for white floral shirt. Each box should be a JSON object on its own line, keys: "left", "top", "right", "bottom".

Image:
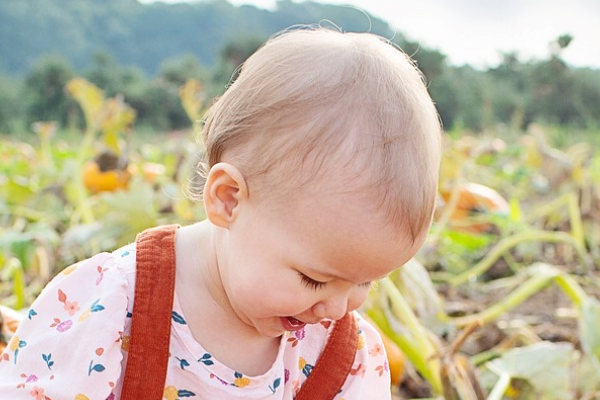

{"left": 0, "top": 243, "right": 391, "bottom": 400}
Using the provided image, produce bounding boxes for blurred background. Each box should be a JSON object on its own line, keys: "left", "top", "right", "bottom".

{"left": 1, "top": 1, "right": 600, "bottom": 399}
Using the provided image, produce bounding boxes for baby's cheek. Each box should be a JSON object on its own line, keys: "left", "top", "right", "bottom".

{"left": 247, "top": 276, "right": 298, "bottom": 304}
{"left": 348, "top": 288, "right": 370, "bottom": 311}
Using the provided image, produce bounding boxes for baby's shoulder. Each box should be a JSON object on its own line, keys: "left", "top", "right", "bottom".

{"left": 0, "top": 248, "right": 132, "bottom": 397}
{"left": 109, "top": 242, "right": 138, "bottom": 277}
{"left": 30, "top": 244, "right": 136, "bottom": 313}
{"left": 52, "top": 242, "right": 136, "bottom": 283}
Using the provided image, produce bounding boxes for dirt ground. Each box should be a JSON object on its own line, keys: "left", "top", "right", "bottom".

{"left": 393, "top": 263, "right": 600, "bottom": 399}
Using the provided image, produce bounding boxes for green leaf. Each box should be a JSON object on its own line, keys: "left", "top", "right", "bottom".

{"left": 391, "top": 259, "right": 450, "bottom": 336}
{"left": 444, "top": 230, "right": 494, "bottom": 251}
{"left": 172, "top": 311, "right": 187, "bottom": 324}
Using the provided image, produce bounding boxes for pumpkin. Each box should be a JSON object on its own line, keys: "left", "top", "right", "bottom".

{"left": 438, "top": 182, "right": 510, "bottom": 233}
{"left": 82, "top": 151, "right": 131, "bottom": 193}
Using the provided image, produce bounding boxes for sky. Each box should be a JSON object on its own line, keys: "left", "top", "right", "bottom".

{"left": 143, "top": 0, "right": 600, "bottom": 69}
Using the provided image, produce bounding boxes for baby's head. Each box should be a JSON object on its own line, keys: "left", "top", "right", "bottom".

{"left": 196, "top": 26, "right": 442, "bottom": 246}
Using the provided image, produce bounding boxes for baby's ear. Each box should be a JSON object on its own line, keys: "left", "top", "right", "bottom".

{"left": 203, "top": 163, "right": 248, "bottom": 228}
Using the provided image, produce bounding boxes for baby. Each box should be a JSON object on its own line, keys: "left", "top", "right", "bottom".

{"left": 0, "top": 26, "right": 441, "bottom": 399}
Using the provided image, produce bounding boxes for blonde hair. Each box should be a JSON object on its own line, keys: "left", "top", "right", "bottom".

{"left": 194, "top": 26, "right": 442, "bottom": 242}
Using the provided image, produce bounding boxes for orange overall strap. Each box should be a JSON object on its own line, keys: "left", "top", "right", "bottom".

{"left": 120, "top": 225, "right": 179, "bottom": 400}
{"left": 295, "top": 312, "right": 359, "bottom": 400}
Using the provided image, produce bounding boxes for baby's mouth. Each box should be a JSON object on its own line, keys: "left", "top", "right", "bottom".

{"left": 281, "top": 316, "right": 307, "bottom": 331}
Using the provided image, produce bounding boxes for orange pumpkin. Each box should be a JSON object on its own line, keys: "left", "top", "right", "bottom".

{"left": 82, "top": 151, "right": 131, "bottom": 193}
{"left": 438, "top": 182, "right": 510, "bottom": 233}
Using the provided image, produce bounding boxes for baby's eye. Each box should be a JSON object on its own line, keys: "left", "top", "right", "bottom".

{"left": 299, "top": 273, "right": 326, "bottom": 291}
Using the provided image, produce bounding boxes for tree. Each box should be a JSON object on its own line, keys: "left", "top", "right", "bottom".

{"left": 86, "top": 52, "right": 127, "bottom": 96}
{"left": 395, "top": 38, "right": 447, "bottom": 83}
{"left": 160, "top": 54, "right": 207, "bottom": 87}
{"left": 128, "top": 55, "right": 208, "bottom": 130}
{"left": 23, "top": 56, "right": 76, "bottom": 127}
{"left": 210, "top": 35, "right": 265, "bottom": 97}
{"left": 0, "top": 74, "right": 24, "bottom": 133}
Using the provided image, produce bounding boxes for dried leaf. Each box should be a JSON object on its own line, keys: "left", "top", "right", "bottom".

{"left": 65, "top": 78, "right": 105, "bottom": 130}
{"left": 179, "top": 79, "right": 204, "bottom": 123}
{"left": 579, "top": 298, "right": 600, "bottom": 375}
{"left": 487, "top": 342, "right": 574, "bottom": 400}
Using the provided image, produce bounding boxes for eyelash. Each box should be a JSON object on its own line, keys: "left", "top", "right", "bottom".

{"left": 360, "top": 281, "right": 373, "bottom": 289}
{"left": 300, "top": 274, "right": 326, "bottom": 291}
{"left": 299, "top": 273, "right": 373, "bottom": 291}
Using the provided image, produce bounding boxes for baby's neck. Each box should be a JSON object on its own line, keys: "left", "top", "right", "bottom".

{"left": 174, "top": 221, "right": 280, "bottom": 376}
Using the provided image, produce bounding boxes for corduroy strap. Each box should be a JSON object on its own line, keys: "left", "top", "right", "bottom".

{"left": 120, "top": 225, "right": 179, "bottom": 400}
{"left": 295, "top": 312, "right": 359, "bottom": 400}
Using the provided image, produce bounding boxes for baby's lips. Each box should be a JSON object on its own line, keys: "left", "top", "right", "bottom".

{"left": 281, "top": 316, "right": 307, "bottom": 331}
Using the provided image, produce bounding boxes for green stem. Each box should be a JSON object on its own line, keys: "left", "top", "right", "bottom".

{"left": 524, "top": 192, "right": 585, "bottom": 252}
{"left": 5, "top": 258, "right": 26, "bottom": 310}
{"left": 377, "top": 278, "right": 443, "bottom": 393}
{"left": 78, "top": 126, "right": 97, "bottom": 165}
{"left": 450, "top": 269, "right": 555, "bottom": 327}
{"left": 449, "top": 230, "right": 590, "bottom": 286}
{"left": 553, "top": 273, "right": 588, "bottom": 308}
{"left": 450, "top": 264, "right": 590, "bottom": 328}
{"left": 40, "top": 134, "right": 54, "bottom": 170}
{"left": 503, "top": 252, "right": 521, "bottom": 273}
{"left": 366, "top": 308, "right": 424, "bottom": 369}
{"left": 524, "top": 192, "right": 570, "bottom": 223}
{"left": 73, "top": 171, "right": 95, "bottom": 225}
{"left": 72, "top": 125, "right": 97, "bottom": 225}
{"left": 369, "top": 309, "right": 443, "bottom": 393}
{"left": 567, "top": 192, "right": 585, "bottom": 250}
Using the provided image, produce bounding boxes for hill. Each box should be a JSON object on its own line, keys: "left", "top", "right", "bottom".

{"left": 0, "top": 0, "right": 396, "bottom": 76}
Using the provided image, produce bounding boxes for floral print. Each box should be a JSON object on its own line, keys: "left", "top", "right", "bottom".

{"left": 163, "top": 385, "right": 195, "bottom": 400}
{"left": 286, "top": 327, "right": 306, "bottom": 347}
{"left": 0, "top": 244, "right": 391, "bottom": 399}
{"left": 8, "top": 334, "right": 27, "bottom": 364}
{"left": 29, "top": 386, "right": 47, "bottom": 400}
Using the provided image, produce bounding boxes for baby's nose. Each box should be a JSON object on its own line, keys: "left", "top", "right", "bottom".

{"left": 312, "top": 295, "right": 349, "bottom": 321}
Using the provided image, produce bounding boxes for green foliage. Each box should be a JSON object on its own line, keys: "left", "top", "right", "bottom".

{"left": 23, "top": 56, "right": 77, "bottom": 128}
{"left": 395, "top": 38, "right": 447, "bottom": 82}
{"left": 432, "top": 66, "right": 495, "bottom": 131}
{"left": 85, "top": 52, "right": 147, "bottom": 99}
{"left": 160, "top": 55, "right": 207, "bottom": 87}
{"left": 0, "top": 76, "right": 25, "bottom": 134}
{"left": 210, "top": 35, "right": 265, "bottom": 97}
{"left": 1, "top": 2, "right": 600, "bottom": 134}
{"left": 133, "top": 78, "right": 189, "bottom": 131}
{"left": 0, "top": 0, "right": 402, "bottom": 132}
